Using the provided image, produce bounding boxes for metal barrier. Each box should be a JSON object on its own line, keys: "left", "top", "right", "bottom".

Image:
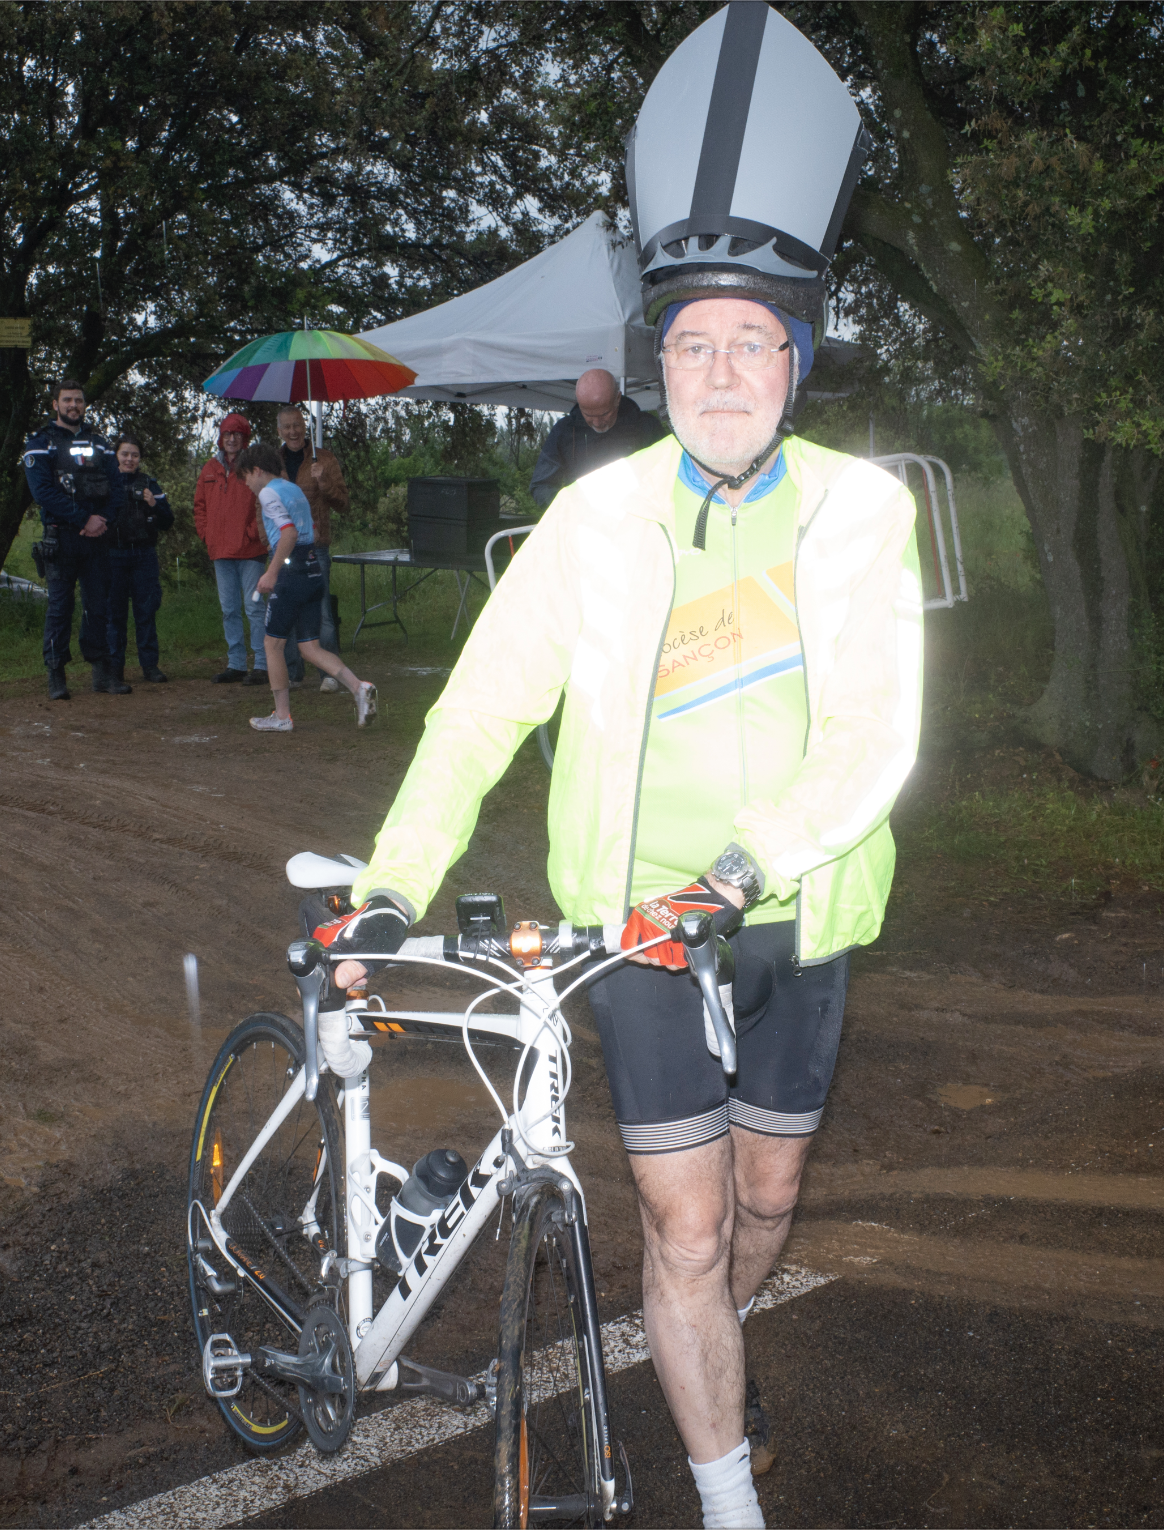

{"left": 871, "top": 454, "right": 967, "bottom": 610}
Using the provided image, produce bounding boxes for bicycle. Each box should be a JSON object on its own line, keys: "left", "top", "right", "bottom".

{"left": 186, "top": 850, "right": 737, "bottom": 1526}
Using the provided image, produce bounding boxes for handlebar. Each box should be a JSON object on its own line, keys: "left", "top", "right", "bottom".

{"left": 678, "top": 912, "right": 737, "bottom": 1077}
{"left": 286, "top": 910, "right": 738, "bottom": 1080}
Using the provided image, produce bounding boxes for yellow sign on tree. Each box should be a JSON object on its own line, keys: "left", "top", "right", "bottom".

{"left": 0, "top": 319, "right": 31, "bottom": 348}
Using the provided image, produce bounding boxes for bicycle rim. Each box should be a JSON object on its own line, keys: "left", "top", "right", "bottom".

{"left": 187, "top": 1011, "right": 343, "bottom": 1453}
{"left": 494, "top": 1185, "right": 601, "bottom": 1527}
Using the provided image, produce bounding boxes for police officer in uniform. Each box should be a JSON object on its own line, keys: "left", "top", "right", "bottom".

{"left": 107, "top": 433, "right": 174, "bottom": 684}
{"left": 23, "top": 379, "right": 129, "bottom": 700}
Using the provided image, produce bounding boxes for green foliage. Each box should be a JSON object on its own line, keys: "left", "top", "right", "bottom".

{"left": 953, "top": 5, "right": 1164, "bottom": 452}
{"left": 902, "top": 784, "right": 1164, "bottom": 898}
{"left": 327, "top": 399, "right": 546, "bottom": 551}
{"left": 0, "top": 0, "right": 582, "bottom": 566}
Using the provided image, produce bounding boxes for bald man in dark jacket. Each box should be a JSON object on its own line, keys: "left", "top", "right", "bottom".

{"left": 529, "top": 368, "right": 667, "bottom": 509}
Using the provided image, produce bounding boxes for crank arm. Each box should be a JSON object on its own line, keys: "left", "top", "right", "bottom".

{"left": 397, "top": 1355, "right": 484, "bottom": 1406}
{"left": 257, "top": 1343, "right": 347, "bottom": 1394}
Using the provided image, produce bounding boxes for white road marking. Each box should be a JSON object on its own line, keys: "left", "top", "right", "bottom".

{"left": 83, "top": 1265, "right": 833, "bottom": 1530}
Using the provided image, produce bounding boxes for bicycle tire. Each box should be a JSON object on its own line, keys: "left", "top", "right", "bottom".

{"left": 187, "top": 1011, "right": 345, "bottom": 1453}
{"left": 493, "top": 1181, "right": 605, "bottom": 1527}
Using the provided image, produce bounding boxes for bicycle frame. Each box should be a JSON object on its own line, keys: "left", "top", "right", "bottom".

{"left": 196, "top": 957, "right": 616, "bottom": 1514}
{"left": 347, "top": 966, "right": 581, "bottom": 1388}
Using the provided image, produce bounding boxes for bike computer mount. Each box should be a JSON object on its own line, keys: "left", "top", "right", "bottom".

{"left": 456, "top": 893, "right": 506, "bottom": 937}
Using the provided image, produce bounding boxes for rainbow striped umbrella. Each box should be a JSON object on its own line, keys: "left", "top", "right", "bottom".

{"left": 202, "top": 328, "right": 416, "bottom": 403}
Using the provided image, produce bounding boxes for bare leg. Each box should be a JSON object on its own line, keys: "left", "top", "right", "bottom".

{"left": 630, "top": 1129, "right": 813, "bottom": 1465}
{"left": 630, "top": 1138, "right": 744, "bottom": 1463}
{"left": 263, "top": 636, "right": 292, "bottom": 719}
{"left": 297, "top": 638, "right": 362, "bottom": 696}
{"left": 728, "top": 1129, "right": 813, "bottom": 1310}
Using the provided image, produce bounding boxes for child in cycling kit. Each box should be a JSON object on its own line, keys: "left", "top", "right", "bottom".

{"left": 233, "top": 442, "right": 376, "bottom": 734}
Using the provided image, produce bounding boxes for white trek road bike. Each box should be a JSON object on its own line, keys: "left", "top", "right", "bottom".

{"left": 186, "top": 852, "right": 736, "bottom": 1527}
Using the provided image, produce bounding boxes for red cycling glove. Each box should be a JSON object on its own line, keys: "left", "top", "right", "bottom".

{"left": 621, "top": 878, "right": 742, "bottom": 967}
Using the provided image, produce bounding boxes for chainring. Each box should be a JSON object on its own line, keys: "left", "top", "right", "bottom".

{"left": 297, "top": 1298, "right": 356, "bottom": 1453}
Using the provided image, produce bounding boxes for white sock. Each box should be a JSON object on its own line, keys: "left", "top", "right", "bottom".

{"left": 689, "top": 1440, "right": 764, "bottom": 1528}
{"left": 737, "top": 1297, "right": 755, "bottom": 1325}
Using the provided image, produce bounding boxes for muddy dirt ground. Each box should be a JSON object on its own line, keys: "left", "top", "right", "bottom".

{"left": 1, "top": 653, "right": 1162, "bottom": 1528}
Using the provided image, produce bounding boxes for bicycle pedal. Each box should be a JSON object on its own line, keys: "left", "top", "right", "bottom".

{"left": 202, "top": 1333, "right": 251, "bottom": 1399}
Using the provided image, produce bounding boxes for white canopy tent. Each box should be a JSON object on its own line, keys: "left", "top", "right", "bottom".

{"left": 360, "top": 213, "right": 661, "bottom": 413}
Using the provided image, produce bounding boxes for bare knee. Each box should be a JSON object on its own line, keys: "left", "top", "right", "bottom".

{"left": 732, "top": 1132, "right": 811, "bottom": 1226}
{"left": 640, "top": 1194, "right": 732, "bottom": 1285}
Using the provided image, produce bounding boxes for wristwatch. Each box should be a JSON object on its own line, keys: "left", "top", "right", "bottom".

{"left": 709, "top": 847, "right": 763, "bottom": 910}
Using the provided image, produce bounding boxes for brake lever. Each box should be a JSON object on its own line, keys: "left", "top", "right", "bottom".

{"left": 678, "top": 911, "right": 737, "bottom": 1078}
{"left": 288, "top": 939, "right": 326, "bottom": 1101}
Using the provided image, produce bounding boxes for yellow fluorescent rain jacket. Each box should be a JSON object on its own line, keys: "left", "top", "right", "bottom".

{"left": 351, "top": 434, "right": 924, "bottom": 963}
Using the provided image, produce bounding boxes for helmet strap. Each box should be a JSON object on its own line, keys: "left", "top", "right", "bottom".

{"left": 687, "top": 420, "right": 789, "bottom": 551}
{"left": 676, "top": 341, "right": 800, "bottom": 551}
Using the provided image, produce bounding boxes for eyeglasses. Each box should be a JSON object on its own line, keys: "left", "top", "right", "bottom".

{"left": 662, "top": 340, "right": 790, "bottom": 372}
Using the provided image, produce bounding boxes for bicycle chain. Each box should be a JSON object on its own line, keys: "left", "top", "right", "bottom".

{"left": 247, "top": 1363, "right": 306, "bottom": 1430}
{"left": 238, "top": 1189, "right": 319, "bottom": 1296}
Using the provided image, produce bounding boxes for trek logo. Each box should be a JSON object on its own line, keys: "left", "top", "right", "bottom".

{"left": 549, "top": 1056, "right": 563, "bottom": 1141}
{"left": 396, "top": 1163, "right": 493, "bottom": 1299}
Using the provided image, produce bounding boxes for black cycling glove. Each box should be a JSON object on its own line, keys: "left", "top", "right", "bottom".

{"left": 315, "top": 895, "right": 409, "bottom": 974}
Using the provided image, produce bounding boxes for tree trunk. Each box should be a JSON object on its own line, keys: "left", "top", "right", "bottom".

{"left": 0, "top": 345, "right": 36, "bottom": 571}
{"left": 994, "top": 401, "right": 1163, "bottom": 779}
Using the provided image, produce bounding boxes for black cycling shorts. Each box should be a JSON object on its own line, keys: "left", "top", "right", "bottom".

{"left": 588, "top": 919, "right": 849, "bottom": 1155}
{"left": 265, "top": 546, "right": 324, "bottom": 641}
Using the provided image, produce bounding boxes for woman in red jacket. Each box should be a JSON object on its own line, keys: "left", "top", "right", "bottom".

{"left": 193, "top": 413, "right": 269, "bottom": 684}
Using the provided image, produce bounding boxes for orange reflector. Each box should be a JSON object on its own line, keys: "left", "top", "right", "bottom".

{"left": 211, "top": 1130, "right": 224, "bottom": 1205}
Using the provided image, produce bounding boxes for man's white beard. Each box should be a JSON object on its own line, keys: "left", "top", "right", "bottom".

{"left": 666, "top": 390, "right": 782, "bottom": 476}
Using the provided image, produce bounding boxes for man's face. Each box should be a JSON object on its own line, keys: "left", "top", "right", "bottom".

{"left": 662, "top": 299, "right": 790, "bottom": 476}
{"left": 575, "top": 371, "right": 620, "bottom": 433}
{"left": 116, "top": 443, "right": 141, "bottom": 473}
{"left": 278, "top": 412, "right": 307, "bottom": 451}
{"left": 53, "top": 390, "right": 86, "bottom": 428}
{"left": 220, "top": 427, "right": 246, "bottom": 459}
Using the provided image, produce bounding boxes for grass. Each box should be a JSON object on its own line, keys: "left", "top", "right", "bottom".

{"left": 898, "top": 784, "right": 1164, "bottom": 902}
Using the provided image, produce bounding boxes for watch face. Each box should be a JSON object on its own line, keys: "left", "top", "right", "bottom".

{"left": 715, "top": 852, "right": 748, "bottom": 882}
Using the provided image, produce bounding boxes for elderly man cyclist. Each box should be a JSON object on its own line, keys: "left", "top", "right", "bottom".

{"left": 329, "top": 7, "right": 921, "bottom": 1526}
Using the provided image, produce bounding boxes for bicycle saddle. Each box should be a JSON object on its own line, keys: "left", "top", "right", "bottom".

{"left": 285, "top": 851, "right": 368, "bottom": 890}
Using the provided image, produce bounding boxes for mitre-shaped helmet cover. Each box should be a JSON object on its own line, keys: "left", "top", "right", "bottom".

{"left": 628, "top": 2, "right": 870, "bottom": 327}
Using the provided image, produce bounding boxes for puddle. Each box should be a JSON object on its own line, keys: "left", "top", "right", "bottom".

{"left": 939, "top": 1083, "right": 998, "bottom": 1110}
{"left": 370, "top": 1074, "right": 495, "bottom": 1135}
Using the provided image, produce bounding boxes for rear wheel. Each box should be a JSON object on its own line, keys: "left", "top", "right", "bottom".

{"left": 187, "top": 1011, "right": 344, "bottom": 1453}
{"left": 493, "top": 1183, "right": 603, "bottom": 1527}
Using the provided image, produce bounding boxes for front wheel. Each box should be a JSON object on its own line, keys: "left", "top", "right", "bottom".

{"left": 493, "top": 1181, "right": 607, "bottom": 1527}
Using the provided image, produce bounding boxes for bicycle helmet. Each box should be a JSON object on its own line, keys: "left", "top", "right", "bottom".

{"left": 628, "top": 0, "right": 871, "bottom": 478}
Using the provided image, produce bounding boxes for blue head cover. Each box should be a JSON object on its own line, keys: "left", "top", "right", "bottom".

{"left": 661, "top": 300, "right": 814, "bottom": 382}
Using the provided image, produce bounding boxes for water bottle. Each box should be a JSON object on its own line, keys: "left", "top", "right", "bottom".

{"left": 375, "top": 1148, "right": 468, "bottom": 1272}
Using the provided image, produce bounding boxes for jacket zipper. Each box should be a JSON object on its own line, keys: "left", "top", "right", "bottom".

{"left": 622, "top": 523, "right": 677, "bottom": 921}
{"left": 731, "top": 503, "right": 748, "bottom": 817}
